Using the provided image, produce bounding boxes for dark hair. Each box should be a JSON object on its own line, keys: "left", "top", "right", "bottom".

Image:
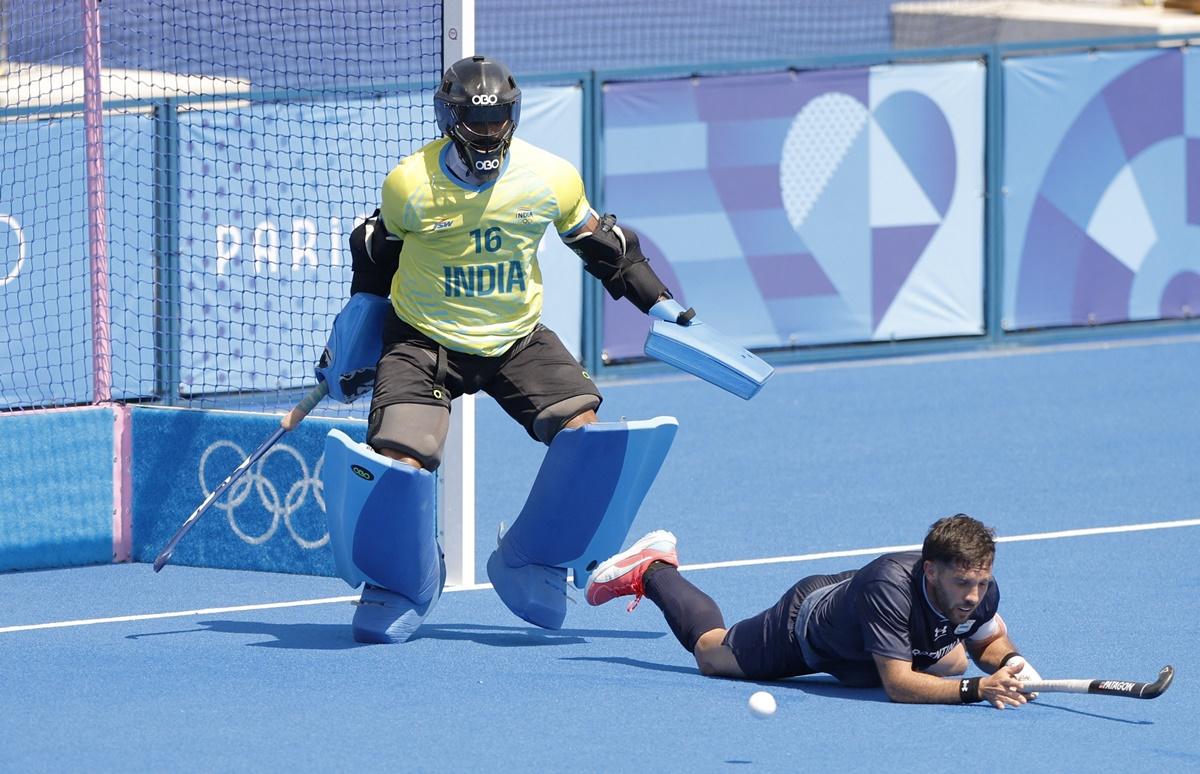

{"left": 921, "top": 514, "right": 996, "bottom": 569}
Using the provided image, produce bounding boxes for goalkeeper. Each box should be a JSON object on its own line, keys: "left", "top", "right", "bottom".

{"left": 586, "top": 514, "right": 1043, "bottom": 709}
{"left": 318, "top": 55, "right": 700, "bottom": 644}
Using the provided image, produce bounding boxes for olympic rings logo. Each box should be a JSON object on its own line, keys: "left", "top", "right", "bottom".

{"left": 1, "top": 214, "right": 28, "bottom": 287}
{"left": 198, "top": 440, "right": 328, "bottom": 549}
{"left": 475, "top": 158, "right": 501, "bottom": 171}
{"left": 471, "top": 94, "right": 498, "bottom": 105}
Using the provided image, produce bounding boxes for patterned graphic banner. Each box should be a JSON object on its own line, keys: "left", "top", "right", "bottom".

{"left": 1004, "top": 48, "right": 1200, "bottom": 330}
{"left": 602, "top": 61, "right": 985, "bottom": 361}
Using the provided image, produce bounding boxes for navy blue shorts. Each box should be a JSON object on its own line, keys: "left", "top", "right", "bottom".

{"left": 723, "top": 570, "right": 856, "bottom": 681}
{"left": 371, "top": 315, "right": 601, "bottom": 441}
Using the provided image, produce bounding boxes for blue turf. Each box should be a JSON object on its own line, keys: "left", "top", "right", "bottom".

{"left": 2, "top": 336, "right": 1199, "bottom": 771}
{"left": 477, "top": 336, "right": 1200, "bottom": 580}
{"left": 2, "top": 528, "right": 1196, "bottom": 771}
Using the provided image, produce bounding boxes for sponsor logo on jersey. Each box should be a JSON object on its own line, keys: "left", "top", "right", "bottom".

{"left": 433, "top": 219, "right": 455, "bottom": 232}
{"left": 934, "top": 625, "right": 949, "bottom": 639}
{"left": 913, "top": 642, "right": 959, "bottom": 662}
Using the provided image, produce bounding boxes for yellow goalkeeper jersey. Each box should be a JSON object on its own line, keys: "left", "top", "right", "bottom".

{"left": 379, "top": 136, "right": 592, "bottom": 356}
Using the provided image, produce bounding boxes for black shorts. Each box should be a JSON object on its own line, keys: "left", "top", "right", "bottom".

{"left": 723, "top": 570, "right": 857, "bottom": 681}
{"left": 370, "top": 315, "right": 603, "bottom": 441}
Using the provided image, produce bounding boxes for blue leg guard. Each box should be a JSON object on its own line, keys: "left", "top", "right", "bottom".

{"left": 486, "top": 417, "right": 678, "bottom": 629}
{"left": 322, "top": 429, "right": 443, "bottom": 643}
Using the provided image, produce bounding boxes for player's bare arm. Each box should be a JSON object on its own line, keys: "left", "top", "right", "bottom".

{"left": 965, "top": 615, "right": 1044, "bottom": 698}
{"left": 873, "top": 652, "right": 1028, "bottom": 708}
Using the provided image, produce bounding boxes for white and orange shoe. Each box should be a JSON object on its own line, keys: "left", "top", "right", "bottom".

{"left": 585, "top": 530, "right": 678, "bottom": 611}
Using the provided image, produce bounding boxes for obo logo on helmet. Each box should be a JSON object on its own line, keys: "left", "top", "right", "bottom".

{"left": 475, "top": 158, "right": 501, "bottom": 171}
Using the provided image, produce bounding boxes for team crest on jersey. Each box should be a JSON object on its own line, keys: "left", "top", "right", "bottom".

{"left": 516, "top": 209, "right": 535, "bottom": 223}
{"left": 954, "top": 620, "right": 975, "bottom": 635}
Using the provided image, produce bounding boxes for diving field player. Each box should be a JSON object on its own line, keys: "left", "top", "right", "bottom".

{"left": 313, "top": 55, "right": 773, "bottom": 644}
{"left": 586, "top": 514, "right": 1046, "bottom": 709}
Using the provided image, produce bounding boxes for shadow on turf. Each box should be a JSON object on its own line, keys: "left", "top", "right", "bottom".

{"left": 126, "top": 619, "right": 664, "bottom": 650}
{"left": 126, "top": 620, "right": 367, "bottom": 650}
{"left": 562, "top": 656, "right": 891, "bottom": 702}
{"left": 1024, "top": 701, "right": 1153, "bottom": 725}
{"left": 414, "top": 622, "right": 665, "bottom": 648}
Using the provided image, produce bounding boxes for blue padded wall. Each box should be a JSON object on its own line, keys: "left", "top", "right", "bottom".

{"left": 0, "top": 408, "right": 115, "bottom": 572}
{"left": 131, "top": 407, "right": 364, "bottom": 576}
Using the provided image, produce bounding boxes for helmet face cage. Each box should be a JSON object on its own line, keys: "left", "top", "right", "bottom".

{"left": 434, "top": 56, "right": 522, "bottom": 181}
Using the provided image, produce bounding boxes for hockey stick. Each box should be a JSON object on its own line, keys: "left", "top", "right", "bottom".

{"left": 1019, "top": 665, "right": 1174, "bottom": 699}
{"left": 152, "top": 382, "right": 330, "bottom": 572}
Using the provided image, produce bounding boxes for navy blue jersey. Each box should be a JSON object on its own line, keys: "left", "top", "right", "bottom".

{"left": 803, "top": 551, "right": 1000, "bottom": 673}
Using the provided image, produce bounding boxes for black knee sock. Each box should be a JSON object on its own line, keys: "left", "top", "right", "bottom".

{"left": 642, "top": 562, "right": 725, "bottom": 653}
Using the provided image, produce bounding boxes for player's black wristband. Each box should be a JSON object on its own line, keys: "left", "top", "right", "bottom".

{"left": 959, "top": 677, "right": 983, "bottom": 703}
{"left": 999, "top": 651, "right": 1022, "bottom": 667}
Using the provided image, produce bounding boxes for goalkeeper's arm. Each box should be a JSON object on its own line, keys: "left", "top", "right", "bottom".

{"left": 562, "top": 212, "right": 670, "bottom": 313}
{"left": 349, "top": 208, "right": 403, "bottom": 298}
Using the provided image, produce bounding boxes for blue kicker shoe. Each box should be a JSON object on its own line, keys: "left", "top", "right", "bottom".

{"left": 351, "top": 556, "right": 446, "bottom": 644}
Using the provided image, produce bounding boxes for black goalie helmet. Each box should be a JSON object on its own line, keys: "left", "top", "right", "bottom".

{"left": 435, "top": 56, "right": 522, "bottom": 181}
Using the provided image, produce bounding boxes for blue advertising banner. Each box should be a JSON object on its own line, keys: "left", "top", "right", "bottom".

{"left": 176, "top": 93, "right": 429, "bottom": 395}
{"left": 177, "top": 85, "right": 585, "bottom": 396}
{"left": 0, "top": 115, "right": 156, "bottom": 407}
{"left": 601, "top": 60, "right": 985, "bottom": 361}
{"left": 131, "top": 407, "right": 366, "bottom": 575}
{"left": 1004, "top": 48, "right": 1200, "bottom": 329}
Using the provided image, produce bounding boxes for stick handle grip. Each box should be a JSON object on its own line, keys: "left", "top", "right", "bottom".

{"left": 282, "top": 382, "right": 330, "bottom": 430}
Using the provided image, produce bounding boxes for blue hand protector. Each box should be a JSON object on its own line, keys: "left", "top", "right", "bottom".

{"left": 315, "top": 293, "right": 394, "bottom": 403}
{"left": 644, "top": 299, "right": 774, "bottom": 400}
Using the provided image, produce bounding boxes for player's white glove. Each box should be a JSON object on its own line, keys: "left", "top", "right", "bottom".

{"left": 1006, "top": 655, "right": 1042, "bottom": 700}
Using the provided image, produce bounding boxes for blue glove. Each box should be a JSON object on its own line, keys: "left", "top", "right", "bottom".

{"left": 648, "top": 298, "right": 695, "bottom": 325}
{"left": 644, "top": 299, "right": 774, "bottom": 400}
{"left": 315, "top": 293, "right": 393, "bottom": 403}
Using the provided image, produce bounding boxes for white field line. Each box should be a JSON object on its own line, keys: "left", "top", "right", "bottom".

{"left": 2, "top": 517, "right": 1197, "bottom": 635}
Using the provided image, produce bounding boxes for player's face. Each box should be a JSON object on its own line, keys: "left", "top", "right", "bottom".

{"left": 461, "top": 119, "right": 512, "bottom": 149}
{"left": 924, "top": 560, "right": 992, "bottom": 625}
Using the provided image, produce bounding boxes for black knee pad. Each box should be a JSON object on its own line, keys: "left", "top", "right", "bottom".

{"left": 367, "top": 403, "right": 450, "bottom": 470}
{"left": 531, "top": 395, "right": 601, "bottom": 445}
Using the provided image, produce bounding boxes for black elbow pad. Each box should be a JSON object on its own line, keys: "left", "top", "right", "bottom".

{"left": 349, "top": 208, "right": 403, "bottom": 297}
{"left": 614, "top": 226, "right": 669, "bottom": 313}
{"left": 566, "top": 214, "right": 669, "bottom": 314}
